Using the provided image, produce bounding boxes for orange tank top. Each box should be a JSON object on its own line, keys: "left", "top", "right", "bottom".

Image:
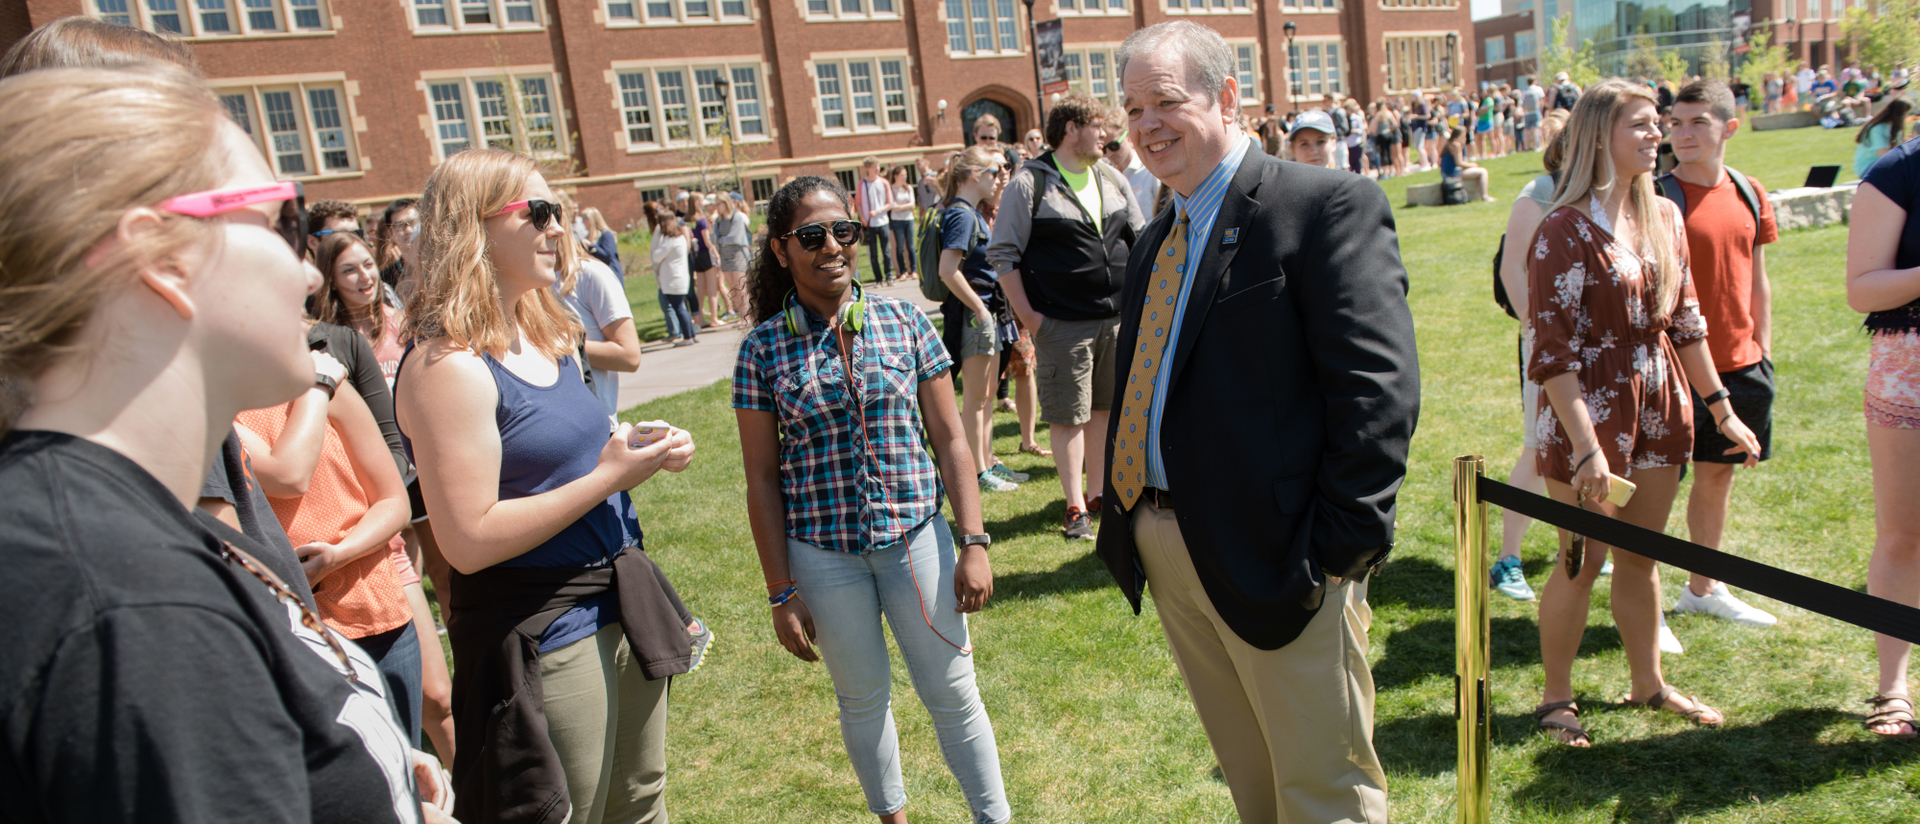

{"left": 236, "top": 403, "right": 411, "bottom": 640}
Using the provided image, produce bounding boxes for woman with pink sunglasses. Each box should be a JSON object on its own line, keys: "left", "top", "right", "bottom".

{"left": 0, "top": 66, "right": 453, "bottom": 823}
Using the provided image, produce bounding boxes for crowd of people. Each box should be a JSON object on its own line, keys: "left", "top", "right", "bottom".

{"left": 2, "top": 7, "right": 1918, "bottom": 824}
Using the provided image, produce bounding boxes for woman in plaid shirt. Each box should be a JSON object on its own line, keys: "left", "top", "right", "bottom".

{"left": 732, "top": 177, "right": 1010, "bottom": 824}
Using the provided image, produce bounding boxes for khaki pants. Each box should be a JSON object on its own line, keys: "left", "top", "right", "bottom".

{"left": 1133, "top": 499, "right": 1388, "bottom": 824}
{"left": 541, "top": 622, "right": 670, "bottom": 824}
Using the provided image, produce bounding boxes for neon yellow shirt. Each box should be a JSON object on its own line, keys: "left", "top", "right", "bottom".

{"left": 1051, "top": 155, "right": 1103, "bottom": 233}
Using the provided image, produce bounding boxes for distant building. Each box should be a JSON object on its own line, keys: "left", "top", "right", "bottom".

{"left": 6, "top": 0, "right": 1470, "bottom": 221}
{"left": 1497, "top": 0, "right": 1857, "bottom": 85}
{"left": 1473, "top": 9, "right": 1536, "bottom": 89}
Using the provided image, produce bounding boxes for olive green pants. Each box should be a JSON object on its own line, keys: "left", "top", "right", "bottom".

{"left": 540, "top": 622, "right": 670, "bottom": 824}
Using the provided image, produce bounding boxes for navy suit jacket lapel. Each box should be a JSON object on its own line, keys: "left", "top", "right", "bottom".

{"left": 1165, "top": 149, "right": 1266, "bottom": 394}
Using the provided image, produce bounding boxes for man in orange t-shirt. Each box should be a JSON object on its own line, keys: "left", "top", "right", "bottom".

{"left": 1664, "top": 79, "right": 1782, "bottom": 629}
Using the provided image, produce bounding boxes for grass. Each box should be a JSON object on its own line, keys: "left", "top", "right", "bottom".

{"left": 607, "top": 124, "right": 1920, "bottom": 822}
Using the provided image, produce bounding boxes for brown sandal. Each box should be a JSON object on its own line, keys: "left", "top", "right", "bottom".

{"left": 1623, "top": 685, "right": 1723, "bottom": 726}
{"left": 1019, "top": 442, "right": 1052, "bottom": 457}
{"left": 1534, "top": 700, "right": 1591, "bottom": 747}
{"left": 1865, "top": 694, "right": 1919, "bottom": 739}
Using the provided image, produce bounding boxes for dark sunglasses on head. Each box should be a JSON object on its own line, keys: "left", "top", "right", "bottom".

{"left": 493, "top": 199, "right": 561, "bottom": 231}
{"left": 781, "top": 219, "right": 861, "bottom": 252}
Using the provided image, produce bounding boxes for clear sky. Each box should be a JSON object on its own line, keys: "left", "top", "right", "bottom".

{"left": 1470, "top": 0, "right": 1502, "bottom": 20}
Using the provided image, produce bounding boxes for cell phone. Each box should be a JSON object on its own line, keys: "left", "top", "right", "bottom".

{"left": 1605, "top": 473, "right": 1636, "bottom": 508}
{"left": 627, "top": 425, "right": 667, "bottom": 448}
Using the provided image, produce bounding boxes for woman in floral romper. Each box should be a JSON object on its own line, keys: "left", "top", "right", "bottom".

{"left": 1526, "top": 80, "right": 1763, "bottom": 747}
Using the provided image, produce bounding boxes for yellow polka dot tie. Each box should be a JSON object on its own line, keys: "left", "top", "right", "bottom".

{"left": 1112, "top": 209, "right": 1188, "bottom": 508}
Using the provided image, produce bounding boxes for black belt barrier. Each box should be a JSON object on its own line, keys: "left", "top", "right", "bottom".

{"left": 1478, "top": 476, "right": 1920, "bottom": 646}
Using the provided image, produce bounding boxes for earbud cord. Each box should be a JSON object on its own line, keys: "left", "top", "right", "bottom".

{"left": 833, "top": 313, "right": 972, "bottom": 655}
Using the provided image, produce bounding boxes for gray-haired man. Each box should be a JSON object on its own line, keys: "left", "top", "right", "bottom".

{"left": 1095, "top": 21, "right": 1418, "bottom": 823}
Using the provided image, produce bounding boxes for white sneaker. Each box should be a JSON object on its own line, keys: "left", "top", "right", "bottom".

{"left": 1673, "top": 582, "right": 1779, "bottom": 627}
{"left": 1658, "top": 617, "right": 1685, "bottom": 655}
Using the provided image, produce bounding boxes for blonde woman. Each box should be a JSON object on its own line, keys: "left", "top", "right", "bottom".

{"left": 713, "top": 193, "right": 753, "bottom": 329}
{"left": 0, "top": 65, "right": 449, "bottom": 822}
{"left": 582, "top": 205, "right": 625, "bottom": 281}
{"left": 1526, "top": 79, "right": 1761, "bottom": 747}
{"left": 395, "top": 148, "right": 697, "bottom": 823}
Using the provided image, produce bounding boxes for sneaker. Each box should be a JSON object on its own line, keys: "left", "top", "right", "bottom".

{"left": 988, "top": 461, "right": 1029, "bottom": 483}
{"left": 686, "top": 617, "right": 716, "bottom": 674}
{"left": 1658, "top": 616, "right": 1685, "bottom": 655}
{"left": 979, "top": 469, "right": 1019, "bottom": 492}
{"left": 1063, "top": 507, "right": 1094, "bottom": 540}
{"left": 1489, "top": 555, "right": 1536, "bottom": 601}
{"left": 1673, "top": 582, "right": 1779, "bottom": 627}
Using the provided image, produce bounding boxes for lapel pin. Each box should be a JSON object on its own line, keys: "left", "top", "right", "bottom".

{"left": 1222, "top": 227, "right": 1239, "bottom": 246}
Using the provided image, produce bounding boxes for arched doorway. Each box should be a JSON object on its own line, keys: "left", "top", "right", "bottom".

{"left": 961, "top": 98, "right": 1017, "bottom": 145}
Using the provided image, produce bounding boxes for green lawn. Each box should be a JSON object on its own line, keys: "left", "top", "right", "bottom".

{"left": 617, "top": 124, "right": 1920, "bottom": 822}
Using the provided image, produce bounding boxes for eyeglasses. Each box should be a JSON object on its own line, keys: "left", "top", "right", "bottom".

{"left": 310, "top": 228, "right": 365, "bottom": 241}
{"left": 158, "top": 181, "right": 306, "bottom": 253}
{"left": 1102, "top": 141, "right": 1123, "bottom": 153}
{"left": 493, "top": 199, "right": 560, "bottom": 232}
{"left": 780, "top": 219, "right": 861, "bottom": 252}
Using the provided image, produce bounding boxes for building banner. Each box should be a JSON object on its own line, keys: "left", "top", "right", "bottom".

{"left": 1036, "top": 19, "right": 1069, "bottom": 96}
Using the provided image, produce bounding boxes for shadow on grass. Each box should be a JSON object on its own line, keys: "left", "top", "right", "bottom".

{"left": 1510, "top": 707, "right": 1920, "bottom": 819}
{"left": 1369, "top": 556, "right": 1456, "bottom": 611}
{"left": 1373, "top": 615, "right": 1623, "bottom": 691}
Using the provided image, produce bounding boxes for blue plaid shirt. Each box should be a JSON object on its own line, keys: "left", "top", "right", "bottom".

{"left": 732, "top": 294, "right": 953, "bottom": 553}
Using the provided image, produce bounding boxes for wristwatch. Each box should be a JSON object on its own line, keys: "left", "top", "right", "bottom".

{"left": 959, "top": 533, "right": 992, "bottom": 549}
{"left": 313, "top": 371, "right": 340, "bottom": 399}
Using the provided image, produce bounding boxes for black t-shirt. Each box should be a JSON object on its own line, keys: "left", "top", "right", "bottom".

{"left": 0, "top": 431, "right": 420, "bottom": 824}
{"left": 199, "top": 428, "right": 316, "bottom": 613}
{"left": 309, "top": 322, "right": 408, "bottom": 478}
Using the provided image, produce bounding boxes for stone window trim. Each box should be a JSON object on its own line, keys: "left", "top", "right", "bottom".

{"left": 798, "top": 0, "right": 905, "bottom": 23}
{"left": 213, "top": 72, "right": 367, "bottom": 182}
{"left": 415, "top": 66, "right": 572, "bottom": 163}
{"left": 806, "top": 51, "right": 917, "bottom": 138}
{"left": 408, "top": 0, "right": 545, "bottom": 34}
{"left": 600, "top": 0, "right": 755, "bottom": 27}
{"left": 88, "top": 0, "right": 335, "bottom": 39}
{"left": 605, "top": 57, "right": 777, "bottom": 154}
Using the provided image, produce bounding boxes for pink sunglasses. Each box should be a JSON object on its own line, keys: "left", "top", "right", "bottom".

{"left": 158, "top": 181, "right": 306, "bottom": 251}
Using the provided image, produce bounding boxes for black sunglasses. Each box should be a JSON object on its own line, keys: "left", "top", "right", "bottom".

{"left": 277, "top": 183, "right": 307, "bottom": 253}
{"left": 781, "top": 219, "right": 861, "bottom": 252}
{"left": 494, "top": 198, "right": 561, "bottom": 232}
{"left": 1103, "top": 140, "right": 1123, "bottom": 153}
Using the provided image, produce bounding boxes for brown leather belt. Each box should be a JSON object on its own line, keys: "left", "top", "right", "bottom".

{"left": 1143, "top": 488, "right": 1175, "bottom": 510}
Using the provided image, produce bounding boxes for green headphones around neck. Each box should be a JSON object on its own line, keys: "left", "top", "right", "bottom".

{"left": 784, "top": 282, "right": 867, "bottom": 337}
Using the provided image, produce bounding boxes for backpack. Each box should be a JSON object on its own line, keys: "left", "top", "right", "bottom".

{"left": 1655, "top": 167, "right": 1763, "bottom": 237}
{"left": 1492, "top": 170, "right": 1563, "bottom": 320}
{"left": 1441, "top": 178, "right": 1468, "bottom": 206}
{"left": 1333, "top": 109, "right": 1351, "bottom": 138}
{"left": 917, "top": 200, "right": 989, "bottom": 303}
{"left": 1555, "top": 82, "right": 1581, "bottom": 110}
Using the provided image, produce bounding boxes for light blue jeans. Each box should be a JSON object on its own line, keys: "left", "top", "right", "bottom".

{"left": 786, "top": 516, "right": 1009, "bottom": 824}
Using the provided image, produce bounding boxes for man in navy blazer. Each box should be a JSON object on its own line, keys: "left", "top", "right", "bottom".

{"left": 1097, "top": 21, "right": 1420, "bottom": 823}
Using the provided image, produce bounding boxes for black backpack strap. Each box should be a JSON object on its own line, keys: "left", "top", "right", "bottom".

{"left": 1724, "top": 165, "right": 1764, "bottom": 233}
{"left": 1654, "top": 172, "right": 1687, "bottom": 216}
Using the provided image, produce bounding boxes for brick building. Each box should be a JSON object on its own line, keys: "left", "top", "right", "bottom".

{"left": 1472, "top": 8, "right": 1535, "bottom": 89}
{"left": 7, "top": 0, "right": 1470, "bottom": 223}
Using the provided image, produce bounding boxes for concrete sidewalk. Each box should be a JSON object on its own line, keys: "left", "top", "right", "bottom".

{"left": 615, "top": 280, "right": 940, "bottom": 412}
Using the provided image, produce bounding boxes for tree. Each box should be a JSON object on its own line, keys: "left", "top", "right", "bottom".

{"left": 1700, "top": 47, "right": 1730, "bottom": 81}
{"left": 1737, "top": 26, "right": 1797, "bottom": 111}
{"left": 1627, "top": 32, "right": 1689, "bottom": 87}
{"left": 1842, "top": 0, "right": 1920, "bottom": 76}
{"left": 1542, "top": 16, "right": 1602, "bottom": 89}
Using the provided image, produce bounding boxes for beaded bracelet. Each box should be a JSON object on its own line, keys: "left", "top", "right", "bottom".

{"left": 769, "top": 584, "right": 798, "bottom": 607}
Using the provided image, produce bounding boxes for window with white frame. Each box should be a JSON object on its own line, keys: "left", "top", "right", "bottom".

{"left": 813, "top": 55, "right": 911, "bottom": 134}
{"left": 410, "top": 0, "right": 540, "bottom": 31}
{"left": 805, "top": 0, "right": 898, "bottom": 20}
{"left": 605, "top": 0, "right": 749, "bottom": 25}
{"left": 1383, "top": 34, "right": 1449, "bottom": 91}
{"left": 1380, "top": 0, "right": 1455, "bottom": 7}
{"left": 1061, "top": 46, "right": 1119, "bottom": 107}
{"left": 91, "top": 0, "right": 331, "bottom": 36}
{"left": 1056, "top": 0, "right": 1127, "bottom": 14}
{"left": 614, "top": 62, "right": 768, "bottom": 150}
{"left": 1164, "top": 0, "right": 1249, "bottom": 13}
{"left": 217, "top": 80, "right": 358, "bottom": 178}
{"left": 421, "top": 71, "right": 568, "bottom": 160}
{"left": 1276, "top": 0, "right": 1336, "bottom": 10}
{"left": 1233, "top": 42, "right": 1260, "bottom": 104}
{"left": 944, "top": 0, "right": 1020, "bottom": 55}
{"left": 1285, "top": 40, "right": 1344, "bottom": 99}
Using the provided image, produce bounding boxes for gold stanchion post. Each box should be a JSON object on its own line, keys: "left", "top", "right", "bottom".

{"left": 1454, "top": 455, "right": 1491, "bottom": 824}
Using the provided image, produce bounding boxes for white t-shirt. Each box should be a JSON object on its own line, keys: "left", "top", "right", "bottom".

{"left": 1524, "top": 84, "right": 1545, "bottom": 115}
{"left": 558, "top": 256, "right": 635, "bottom": 416}
{"left": 860, "top": 177, "right": 892, "bottom": 227}
{"left": 1796, "top": 68, "right": 1815, "bottom": 93}
{"left": 650, "top": 233, "right": 691, "bottom": 297}
{"left": 1118, "top": 153, "right": 1160, "bottom": 218}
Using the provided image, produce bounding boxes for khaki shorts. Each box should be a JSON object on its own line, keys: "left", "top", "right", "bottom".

{"left": 1033, "top": 315, "right": 1119, "bottom": 426}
